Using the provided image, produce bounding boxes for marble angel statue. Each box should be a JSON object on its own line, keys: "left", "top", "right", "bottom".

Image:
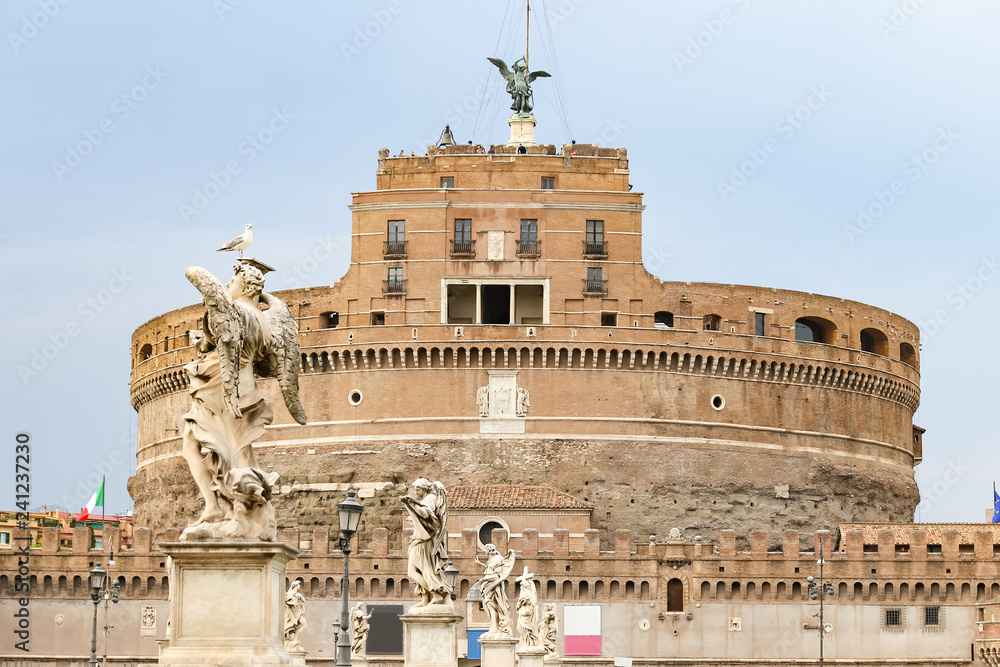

{"left": 180, "top": 261, "right": 307, "bottom": 541}
{"left": 400, "top": 478, "right": 453, "bottom": 607}
{"left": 350, "top": 601, "right": 373, "bottom": 655}
{"left": 516, "top": 566, "right": 542, "bottom": 649}
{"left": 284, "top": 579, "right": 306, "bottom": 652}
{"left": 541, "top": 603, "right": 559, "bottom": 659}
{"left": 475, "top": 543, "right": 516, "bottom": 636}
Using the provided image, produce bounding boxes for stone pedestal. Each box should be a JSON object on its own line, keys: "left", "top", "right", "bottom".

{"left": 508, "top": 115, "right": 537, "bottom": 147}
{"left": 480, "top": 634, "right": 518, "bottom": 667}
{"left": 516, "top": 647, "right": 547, "bottom": 667}
{"left": 287, "top": 650, "right": 307, "bottom": 666}
{"left": 158, "top": 540, "right": 299, "bottom": 667}
{"left": 401, "top": 607, "right": 462, "bottom": 667}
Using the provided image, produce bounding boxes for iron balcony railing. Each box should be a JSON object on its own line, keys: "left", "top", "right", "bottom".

{"left": 450, "top": 239, "right": 475, "bottom": 257}
{"left": 383, "top": 240, "right": 407, "bottom": 257}
{"left": 382, "top": 279, "right": 407, "bottom": 295}
{"left": 583, "top": 279, "right": 608, "bottom": 295}
{"left": 516, "top": 240, "right": 541, "bottom": 258}
{"left": 583, "top": 240, "right": 608, "bottom": 258}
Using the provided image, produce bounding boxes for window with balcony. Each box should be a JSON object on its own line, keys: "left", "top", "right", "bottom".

{"left": 517, "top": 219, "right": 539, "bottom": 257}
{"left": 384, "top": 220, "right": 406, "bottom": 257}
{"left": 451, "top": 219, "right": 474, "bottom": 257}
{"left": 585, "top": 220, "right": 607, "bottom": 257}
{"left": 384, "top": 266, "right": 405, "bottom": 295}
{"left": 441, "top": 177, "right": 454, "bottom": 188}
{"left": 541, "top": 177, "right": 555, "bottom": 189}
{"left": 585, "top": 267, "right": 607, "bottom": 295}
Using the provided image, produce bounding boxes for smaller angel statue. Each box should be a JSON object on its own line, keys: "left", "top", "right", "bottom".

{"left": 284, "top": 579, "right": 306, "bottom": 652}
{"left": 475, "top": 543, "right": 517, "bottom": 636}
{"left": 487, "top": 56, "right": 551, "bottom": 117}
{"left": 541, "top": 603, "right": 559, "bottom": 659}
{"left": 516, "top": 566, "right": 541, "bottom": 649}
{"left": 350, "top": 601, "right": 373, "bottom": 656}
{"left": 401, "top": 479, "right": 452, "bottom": 607}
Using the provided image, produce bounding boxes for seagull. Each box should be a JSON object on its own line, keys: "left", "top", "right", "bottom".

{"left": 218, "top": 224, "right": 253, "bottom": 257}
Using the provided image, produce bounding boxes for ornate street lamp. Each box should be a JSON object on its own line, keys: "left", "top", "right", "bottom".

{"left": 336, "top": 489, "right": 364, "bottom": 667}
{"left": 807, "top": 535, "right": 835, "bottom": 667}
{"left": 444, "top": 561, "right": 459, "bottom": 600}
{"left": 88, "top": 564, "right": 107, "bottom": 667}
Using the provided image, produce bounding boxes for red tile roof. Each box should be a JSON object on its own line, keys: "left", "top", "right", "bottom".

{"left": 450, "top": 486, "right": 592, "bottom": 510}
{"left": 839, "top": 523, "right": 1000, "bottom": 545}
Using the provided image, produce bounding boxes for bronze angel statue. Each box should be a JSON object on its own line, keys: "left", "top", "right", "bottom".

{"left": 179, "top": 261, "right": 307, "bottom": 541}
{"left": 487, "top": 56, "right": 551, "bottom": 117}
{"left": 401, "top": 479, "right": 452, "bottom": 607}
{"left": 476, "top": 543, "right": 517, "bottom": 636}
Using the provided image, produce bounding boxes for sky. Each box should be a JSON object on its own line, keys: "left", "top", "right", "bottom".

{"left": 1, "top": 1, "right": 997, "bottom": 523}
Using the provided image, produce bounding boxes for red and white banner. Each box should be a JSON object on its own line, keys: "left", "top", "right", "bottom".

{"left": 564, "top": 604, "right": 601, "bottom": 655}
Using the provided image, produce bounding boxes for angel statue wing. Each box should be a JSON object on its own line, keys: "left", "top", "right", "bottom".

{"left": 487, "top": 57, "right": 513, "bottom": 82}
{"left": 432, "top": 481, "right": 450, "bottom": 574}
{"left": 257, "top": 292, "right": 308, "bottom": 425}
{"left": 528, "top": 70, "right": 551, "bottom": 83}
{"left": 498, "top": 549, "right": 517, "bottom": 581}
{"left": 185, "top": 266, "right": 246, "bottom": 419}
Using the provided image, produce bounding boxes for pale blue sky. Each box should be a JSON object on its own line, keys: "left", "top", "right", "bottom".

{"left": 1, "top": 1, "right": 997, "bottom": 523}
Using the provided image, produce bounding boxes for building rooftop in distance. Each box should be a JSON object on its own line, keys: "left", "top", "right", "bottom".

{"left": 450, "top": 485, "right": 592, "bottom": 511}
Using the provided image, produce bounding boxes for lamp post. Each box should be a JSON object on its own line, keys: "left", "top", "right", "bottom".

{"left": 807, "top": 536, "right": 835, "bottom": 667}
{"left": 444, "top": 561, "right": 459, "bottom": 601}
{"left": 336, "top": 489, "right": 364, "bottom": 667}
{"left": 88, "top": 564, "right": 107, "bottom": 667}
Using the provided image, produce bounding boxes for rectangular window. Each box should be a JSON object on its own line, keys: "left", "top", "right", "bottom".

{"left": 520, "top": 219, "right": 537, "bottom": 243}
{"left": 371, "top": 311, "right": 385, "bottom": 326}
{"left": 440, "top": 177, "right": 454, "bottom": 188}
{"left": 541, "top": 177, "right": 555, "bottom": 189}
{"left": 586, "top": 220, "right": 604, "bottom": 244}
{"left": 755, "top": 312, "right": 766, "bottom": 336}
{"left": 387, "top": 220, "right": 404, "bottom": 242}
{"left": 0, "top": 532, "right": 9, "bottom": 545}
{"left": 388, "top": 266, "right": 403, "bottom": 282}
{"left": 601, "top": 312, "right": 617, "bottom": 327}
{"left": 885, "top": 608, "right": 902, "bottom": 627}
{"left": 927, "top": 544, "right": 942, "bottom": 554}
{"left": 924, "top": 606, "right": 940, "bottom": 626}
{"left": 587, "top": 267, "right": 603, "bottom": 282}
{"left": 385, "top": 267, "right": 405, "bottom": 294}
{"left": 454, "top": 219, "right": 472, "bottom": 243}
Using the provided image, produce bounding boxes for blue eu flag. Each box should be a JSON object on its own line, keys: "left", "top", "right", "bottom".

{"left": 993, "top": 490, "right": 1000, "bottom": 524}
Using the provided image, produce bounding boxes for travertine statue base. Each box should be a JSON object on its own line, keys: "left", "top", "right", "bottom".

{"left": 401, "top": 607, "right": 462, "bottom": 667}
{"left": 480, "top": 634, "right": 518, "bottom": 667}
{"left": 508, "top": 115, "right": 537, "bottom": 147}
{"left": 287, "top": 650, "right": 306, "bottom": 666}
{"left": 516, "top": 646, "right": 547, "bottom": 667}
{"left": 158, "top": 541, "right": 299, "bottom": 667}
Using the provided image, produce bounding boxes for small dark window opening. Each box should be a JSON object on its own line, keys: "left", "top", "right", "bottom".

{"left": 139, "top": 344, "right": 153, "bottom": 360}
{"left": 925, "top": 606, "right": 940, "bottom": 626}
{"left": 885, "top": 609, "right": 901, "bottom": 626}
{"left": 321, "top": 311, "right": 339, "bottom": 329}
{"left": 541, "top": 177, "right": 555, "bottom": 189}
{"left": 755, "top": 312, "right": 766, "bottom": 336}
{"left": 703, "top": 314, "right": 721, "bottom": 331}
{"left": 863, "top": 544, "right": 879, "bottom": 553}
{"left": 478, "top": 521, "right": 504, "bottom": 546}
{"left": 481, "top": 285, "right": 511, "bottom": 325}
{"left": 795, "top": 318, "right": 827, "bottom": 343}
{"left": 371, "top": 312, "right": 385, "bottom": 326}
{"left": 861, "top": 330, "right": 876, "bottom": 352}
{"left": 601, "top": 312, "right": 617, "bottom": 327}
{"left": 440, "top": 177, "right": 454, "bottom": 188}
{"left": 654, "top": 311, "right": 674, "bottom": 328}
{"left": 927, "top": 544, "right": 942, "bottom": 554}
{"left": 666, "top": 578, "right": 683, "bottom": 612}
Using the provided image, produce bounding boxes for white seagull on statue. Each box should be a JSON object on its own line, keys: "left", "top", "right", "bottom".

{"left": 218, "top": 224, "right": 253, "bottom": 257}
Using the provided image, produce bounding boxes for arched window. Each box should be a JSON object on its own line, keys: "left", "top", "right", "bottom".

{"left": 139, "top": 344, "right": 153, "bottom": 360}
{"left": 654, "top": 311, "right": 674, "bottom": 328}
{"left": 860, "top": 328, "right": 888, "bottom": 355}
{"left": 667, "top": 578, "right": 684, "bottom": 612}
{"left": 900, "top": 342, "right": 917, "bottom": 367}
{"left": 794, "top": 317, "right": 836, "bottom": 344}
{"left": 703, "top": 314, "right": 721, "bottom": 331}
{"left": 320, "top": 312, "right": 339, "bottom": 329}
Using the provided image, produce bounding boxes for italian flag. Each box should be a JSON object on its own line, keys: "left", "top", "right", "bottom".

{"left": 77, "top": 480, "right": 104, "bottom": 521}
